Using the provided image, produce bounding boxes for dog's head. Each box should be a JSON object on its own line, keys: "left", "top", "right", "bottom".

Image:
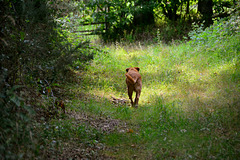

{"left": 126, "top": 67, "right": 140, "bottom": 72}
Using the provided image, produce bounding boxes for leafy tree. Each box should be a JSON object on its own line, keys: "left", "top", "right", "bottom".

{"left": 85, "top": 0, "right": 135, "bottom": 41}
{"left": 158, "top": 0, "right": 182, "bottom": 21}
{"left": 81, "top": 0, "right": 237, "bottom": 41}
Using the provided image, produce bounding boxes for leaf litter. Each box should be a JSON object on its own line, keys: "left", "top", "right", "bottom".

{"left": 44, "top": 109, "right": 130, "bottom": 159}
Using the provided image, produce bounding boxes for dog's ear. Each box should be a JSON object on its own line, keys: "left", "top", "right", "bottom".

{"left": 126, "top": 68, "right": 130, "bottom": 72}
{"left": 134, "top": 67, "right": 140, "bottom": 71}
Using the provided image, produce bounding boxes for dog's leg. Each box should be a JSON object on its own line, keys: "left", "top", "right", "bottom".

{"left": 134, "top": 89, "right": 141, "bottom": 108}
{"left": 128, "top": 87, "right": 134, "bottom": 107}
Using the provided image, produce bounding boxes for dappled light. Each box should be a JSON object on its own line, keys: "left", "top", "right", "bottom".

{"left": 1, "top": 0, "right": 239, "bottom": 159}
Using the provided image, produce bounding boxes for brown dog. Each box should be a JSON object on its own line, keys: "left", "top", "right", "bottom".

{"left": 125, "top": 67, "right": 142, "bottom": 108}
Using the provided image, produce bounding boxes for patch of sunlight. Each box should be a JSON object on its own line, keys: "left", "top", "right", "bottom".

{"left": 210, "top": 59, "right": 237, "bottom": 76}
{"left": 140, "top": 83, "right": 178, "bottom": 104}
{"left": 87, "top": 87, "right": 128, "bottom": 101}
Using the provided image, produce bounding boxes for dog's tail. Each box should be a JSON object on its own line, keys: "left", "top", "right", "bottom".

{"left": 125, "top": 73, "right": 136, "bottom": 84}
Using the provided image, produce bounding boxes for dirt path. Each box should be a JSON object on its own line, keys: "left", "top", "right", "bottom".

{"left": 69, "top": 111, "right": 129, "bottom": 134}
{"left": 45, "top": 109, "right": 132, "bottom": 159}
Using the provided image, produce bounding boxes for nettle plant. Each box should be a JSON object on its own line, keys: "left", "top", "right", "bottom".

{"left": 188, "top": 12, "right": 240, "bottom": 46}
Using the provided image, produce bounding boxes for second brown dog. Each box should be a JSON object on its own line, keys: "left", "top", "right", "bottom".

{"left": 125, "top": 67, "right": 142, "bottom": 108}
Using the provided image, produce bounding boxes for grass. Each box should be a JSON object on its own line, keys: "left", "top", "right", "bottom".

{"left": 41, "top": 16, "right": 240, "bottom": 159}
{"left": 67, "top": 35, "right": 239, "bottom": 158}
{"left": 83, "top": 32, "right": 238, "bottom": 158}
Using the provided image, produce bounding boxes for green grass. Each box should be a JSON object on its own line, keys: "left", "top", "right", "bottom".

{"left": 42, "top": 16, "right": 240, "bottom": 159}
{"left": 76, "top": 23, "right": 239, "bottom": 158}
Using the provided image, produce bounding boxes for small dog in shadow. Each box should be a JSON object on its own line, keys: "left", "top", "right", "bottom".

{"left": 125, "top": 67, "right": 142, "bottom": 108}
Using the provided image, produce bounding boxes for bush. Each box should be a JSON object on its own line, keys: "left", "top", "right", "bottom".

{"left": 187, "top": 11, "right": 240, "bottom": 67}
{"left": 0, "top": 73, "right": 36, "bottom": 159}
{"left": 0, "top": 0, "right": 96, "bottom": 158}
{"left": 188, "top": 11, "right": 240, "bottom": 46}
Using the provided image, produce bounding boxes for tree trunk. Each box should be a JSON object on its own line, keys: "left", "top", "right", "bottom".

{"left": 133, "top": 0, "right": 154, "bottom": 26}
{"left": 160, "top": 1, "right": 180, "bottom": 21}
{"left": 186, "top": 0, "right": 190, "bottom": 15}
{"left": 133, "top": 11, "right": 154, "bottom": 26}
{"left": 198, "top": 0, "right": 213, "bottom": 27}
{"left": 186, "top": 0, "right": 190, "bottom": 21}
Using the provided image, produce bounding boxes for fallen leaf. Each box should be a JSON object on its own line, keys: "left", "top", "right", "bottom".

{"left": 127, "top": 129, "right": 134, "bottom": 133}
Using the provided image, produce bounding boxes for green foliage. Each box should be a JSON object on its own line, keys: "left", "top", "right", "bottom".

{"left": 187, "top": 12, "right": 240, "bottom": 71}
{"left": 71, "top": 0, "right": 238, "bottom": 42}
{"left": 0, "top": 0, "right": 99, "bottom": 158}
{"left": 156, "top": 20, "right": 191, "bottom": 42}
{"left": 189, "top": 14, "right": 240, "bottom": 45}
{"left": 0, "top": 79, "right": 35, "bottom": 159}
{"left": 85, "top": 0, "right": 134, "bottom": 41}
{"left": 158, "top": 0, "right": 183, "bottom": 21}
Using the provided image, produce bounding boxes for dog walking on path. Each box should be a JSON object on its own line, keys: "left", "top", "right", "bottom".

{"left": 125, "top": 67, "right": 142, "bottom": 108}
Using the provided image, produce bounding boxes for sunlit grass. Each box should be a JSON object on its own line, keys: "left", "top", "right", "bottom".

{"left": 79, "top": 34, "right": 239, "bottom": 118}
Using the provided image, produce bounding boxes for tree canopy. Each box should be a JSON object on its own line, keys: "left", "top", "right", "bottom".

{"left": 80, "top": 0, "right": 237, "bottom": 41}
